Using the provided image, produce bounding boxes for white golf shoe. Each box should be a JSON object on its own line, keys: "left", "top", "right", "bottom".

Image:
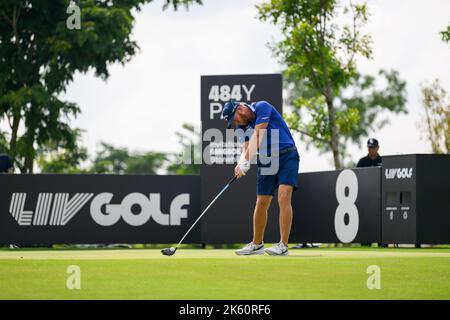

{"left": 235, "top": 242, "right": 265, "bottom": 256}
{"left": 265, "top": 242, "right": 289, "bottom": 256}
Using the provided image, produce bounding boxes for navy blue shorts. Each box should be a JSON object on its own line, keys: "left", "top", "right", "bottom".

{"left": 256, "top": 149, "right": 300, "bottom": 196}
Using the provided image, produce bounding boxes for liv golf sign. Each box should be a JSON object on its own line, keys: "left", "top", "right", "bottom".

{"left": 9, "top": 192, "right": 190, "bottom": 227}
{"left": 0, "top": 174, "right": 200, "bottom": 244}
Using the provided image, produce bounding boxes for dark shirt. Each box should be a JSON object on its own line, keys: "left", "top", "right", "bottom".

{"left": 0, "top": 154, "right": 13, "bottom": 173}
{"left": 357, "top": 154, "right": 382, "bottom": 167}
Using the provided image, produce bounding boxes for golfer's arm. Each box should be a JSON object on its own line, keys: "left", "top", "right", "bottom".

{"left": 239, "top": 141, "right": 249, "bottom": 162}
{"left": 241, "top": 123, "right": 268, "bottom": 162}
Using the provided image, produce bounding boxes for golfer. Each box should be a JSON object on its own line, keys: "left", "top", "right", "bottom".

{"left": 222, "top": 100, "right": 299, "bottom": 256}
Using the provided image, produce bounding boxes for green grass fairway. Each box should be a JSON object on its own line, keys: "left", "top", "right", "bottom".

{"left": 0, "top": 247, "right": 449, "bottom": 299}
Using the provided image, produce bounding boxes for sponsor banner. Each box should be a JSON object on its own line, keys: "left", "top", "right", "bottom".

{"left": 0, "top": 174, "right": 200, "bottom": 244}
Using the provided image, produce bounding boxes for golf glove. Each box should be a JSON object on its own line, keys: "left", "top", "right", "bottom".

{"left": 239, "top": 159, "right": 250, "bottom": 175}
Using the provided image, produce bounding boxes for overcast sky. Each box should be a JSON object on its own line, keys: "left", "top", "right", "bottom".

{"left": 62, "top": 0, "right": 450, "bottom": 172}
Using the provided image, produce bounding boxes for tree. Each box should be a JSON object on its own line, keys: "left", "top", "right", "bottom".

{"left": 90, "top": 142, "right": 167, "bottom": 174}
{"left": 91, "top": 122, "right": 201, "bottom": 175}
{"left": 284, "top": 69, "right": 407, "bottom": 166}
{"left": 0, "top": 129, "right": 9, "bottom": 153}
{"left": 420, "top": 80, "right": 450, "bottom": 154}
{"left": 0, "top": 0, "right": 201, "bottom": 172}
{"left": 37, "top": 128, "right": 88, "bottom": 173}
{"left": 166, "top": 123, "right": 201, "bottom": 175}
{"left": 90, "top": 143, "right": 131, "bottom": 174}
{"left": 257, "top": 0, "right": 407, "bottom": 168}
{"left": 125, "top": 152, "right": 167, "bottom": 174}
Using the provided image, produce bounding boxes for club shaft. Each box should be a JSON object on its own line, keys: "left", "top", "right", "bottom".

{"left": 176, "top": 180, "right": 233, "bottom": 248}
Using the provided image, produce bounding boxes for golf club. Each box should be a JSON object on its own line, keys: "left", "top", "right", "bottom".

{"left": 161, "top": 175, "right": 238, "bottom": 256}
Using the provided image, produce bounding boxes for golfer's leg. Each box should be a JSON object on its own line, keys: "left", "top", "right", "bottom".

{"left": 252, "top": 195, "right": 272, "bottom": 244}
{"left": 278, "top": 184, "right": 293, "bottom": 245}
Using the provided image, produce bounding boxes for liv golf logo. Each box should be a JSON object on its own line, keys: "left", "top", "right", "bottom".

{"left": 10, "top": 193, "right": 94, "bottom": 226}
{"left": 9, "top": 193, "right": 190, "bottom": 227}
{"left": 385, "top": 168, "right": 413, "bottom": 179}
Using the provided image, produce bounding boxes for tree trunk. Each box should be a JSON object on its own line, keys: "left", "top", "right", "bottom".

{"left": 24, "top": 139, "right": 35, "bottom": 173}
{"left": 8, "top": 5, "right": 22, "bottom": 168}
{"left": 9, "top": 113, "right": 20, "bottom": 164}
{"left": 325, "top": 95, "right": 341, "bottom": 169}
{"left": 23, "top": 123, "right": 36, "bottom": 173}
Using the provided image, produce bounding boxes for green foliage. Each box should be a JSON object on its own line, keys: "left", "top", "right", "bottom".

{"left": 125, "top": 153, "right": 167, "bottom": 174}
{"left": 0, "top": 130, "right": 8, "bottom": 153}
{"left": 37, "top": 148, "right": 88, "bottom": 173}
{"left": 93, "top": 143, "right": 164, "bottom": 174}
{"left": 37, "top": 128, "right": 89, "bottom": 173}
{"left": 89, "top": 142, "right": 167, "bottom": 174}
{"left": 37, "top": 121, "right": 201, "bottom": 174}
{"left": 91, "top": 143, "right": 131, "bottom": 174}
{"left": 90, "top": 122, "right": 201, "bottom": 175}
{"left": 166, "top": 123, "right": 200, "bottom": 175}
{"left": 440, "top": 24, "right": 450, "bottom": 43}
{"left": 258, "top": 0, "right": 372, "bottom": 97}
{"left": 162, "top": 0, "right": 202, "bottom": 10}
{"left": 285, "top": 69, "right": 407, "bottom": 163}
{"left": 420, "top": 79, "right": 450, "bottom": 154}
{"left": 258, "top": 0, "right": 407, "bottom": 168}
{"left": 340, "top": 70, "right": 407, "bottom": 139}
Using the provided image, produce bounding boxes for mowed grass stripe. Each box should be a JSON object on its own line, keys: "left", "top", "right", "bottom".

{"left": 0, "top": 250, "right": 448, "bottom": 299}
{"left": 1, "top": 249, "right": 450, "bottom": 260}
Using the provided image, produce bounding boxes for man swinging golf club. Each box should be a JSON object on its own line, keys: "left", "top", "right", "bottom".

{"left": 222, "top": 100, "right": 299, "bottom": 256}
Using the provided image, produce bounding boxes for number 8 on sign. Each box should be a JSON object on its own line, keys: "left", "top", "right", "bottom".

{"left": 334, "top": 169, "right": 359, "bottom": 243}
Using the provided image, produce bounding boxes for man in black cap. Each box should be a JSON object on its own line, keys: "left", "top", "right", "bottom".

{"left": 0, "top": 153, "right": 13, "bottom": 173}
{"left": 357, "top": 138, "right": 383, "bottom": 247}
{"left": 357, "top": 138, "right": 382, "bottom": 168}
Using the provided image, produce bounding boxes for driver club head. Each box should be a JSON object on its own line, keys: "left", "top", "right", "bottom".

{"left": 161, "top": 246, "right": 177, "bottom": 256}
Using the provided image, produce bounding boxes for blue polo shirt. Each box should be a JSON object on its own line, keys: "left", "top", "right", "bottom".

{"left": 236, "top": 101, "right": 295, "bottom": 154}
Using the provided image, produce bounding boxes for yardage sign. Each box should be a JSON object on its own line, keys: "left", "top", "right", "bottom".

{"left": 201, "top": 74, "right": 282, "bottom": 125}
{"left": 206, "top": 84, "right": 257, "bottom": 120}
{"left": 200, "top": 74, "right": 283, "bottom": 243}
